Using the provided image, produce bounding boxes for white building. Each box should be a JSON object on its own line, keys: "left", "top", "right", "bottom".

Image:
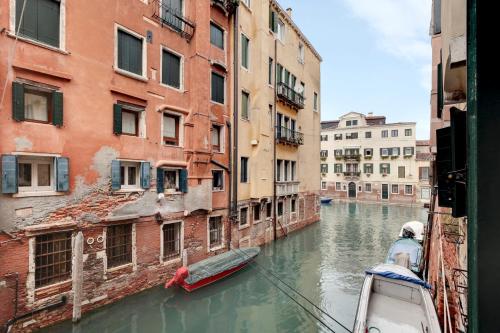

{"left": 320, "top": 112, "right": 431, "bottom": 205}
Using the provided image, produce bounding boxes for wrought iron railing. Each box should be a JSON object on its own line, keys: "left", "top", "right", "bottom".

{"left": 275, "top": 126, "right": 304, "bottom": 145}
{"left": 343, "top": 171, "right": 361, "bottom": 177}
{"left": 211, "top": 0, "right": 238, "bottom": 14}
{"left": 151, "top": 0, "right": 196, "bottom": 41}
{"left": 277, "top": 82, "right": 305, "bottom": 110}
{"left": 343, "top": 154, "right": 361, "bottom": 161}
{"left": 276, "top": 181, "right": 300, "bottom": 196}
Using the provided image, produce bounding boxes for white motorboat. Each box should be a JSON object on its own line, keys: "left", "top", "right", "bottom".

{"left": 398, "top": 220, "right": 425, "bottom": 243}
{"left": 353, "top": 263, "right": 441, "bottom": 333}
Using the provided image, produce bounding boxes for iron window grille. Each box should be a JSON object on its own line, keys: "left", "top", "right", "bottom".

{"left": 35, "top": 232, "right": 72, "bottom": 288}
{"left": 209, "top": 216, "right": 223, "bottom": 248}
{"left": 151, "top": 0, "right": 196, "bottom": 41}
{"left": 163, "top": 222, "right": 181, "bottom": 260}
{"left": 106, "top": 224, "right": 133, "bottom": 268}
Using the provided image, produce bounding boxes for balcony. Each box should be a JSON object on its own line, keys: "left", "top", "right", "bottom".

{"left": 277, "top": 83, "right": 305, "bottom": 110}
{"left": 276, "top": 126, "right": 304, "bottom": 146}
{"left": 343, "top": 154, "right": 361, "bottom": 161}
{"left": 343, "top": 171, "right": 361, "bottom": 179}
{"left": 211, "top": 0, "right": 238, "bottom": 14}
{"left": 151, "top": 0, "right": 196, "bottom": 41}
{"left": 276, "top": 181, "right": 300, "bottom": 196}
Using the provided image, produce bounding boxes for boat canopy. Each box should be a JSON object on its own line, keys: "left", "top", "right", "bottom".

{"left": 386, "top": 238, "right": 423, "bottom": 273}
{"left": 366, "top": 263, "right": 431, "bottom": 289}
{"left": 398, "top": 221, "right": 425, "bottom": 242}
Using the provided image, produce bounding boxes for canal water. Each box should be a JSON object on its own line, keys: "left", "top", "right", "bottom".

{"left": 40, "top": 202, "right": 427, "bottom": 333}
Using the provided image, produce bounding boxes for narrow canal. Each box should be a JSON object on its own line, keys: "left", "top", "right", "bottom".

{"left": 40, "top": 202, "right": 427, "bottom": 333}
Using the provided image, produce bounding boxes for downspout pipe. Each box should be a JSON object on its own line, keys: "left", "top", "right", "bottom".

{"left": 273, "top": 38, "right": 278, "bottom": 240}
{"left": 231, "top": 4, "right": 239, "bottom": 229}
{"left": 226, "top": 120, "right": 232, "bottom": 250}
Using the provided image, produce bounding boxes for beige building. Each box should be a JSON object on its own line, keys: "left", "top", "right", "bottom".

{"left": 232, "top": 0, "right": 321, "bottom": 246}
{"left": 320, "top": 112, "right": 430, "bottom": 205}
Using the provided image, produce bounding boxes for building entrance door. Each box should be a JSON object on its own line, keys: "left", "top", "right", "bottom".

{"left": 348, "top": 182, "right": 356, "bottom": 198}
{"left": 382, "top": 184, "right": 389, "bottom": 200}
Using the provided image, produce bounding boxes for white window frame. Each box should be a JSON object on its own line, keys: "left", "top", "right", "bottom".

{"left": 391, "top": 129, "right": 399, "bottom": 137}
{"left": 321, "top": 181, "right": 327, "bottom": 190}
{"left": 207, "top": 215, "right": 224, "bottom": 252}
{"left": 210, "top": 20, "right": 226, "bottom": 51}
{"left": 212, "top": 169, "right": 224, "bottom": 192}
{"left": 365, "top": 183, "right": 372, "bottom": 193}
{"left": 253, "top": 204, "right": 261, "bottom": 224}
{"left": 421, "top": 187, "right": 430, "bottom": 199}
{"left": 119, "top": 161, "right": 141, "bottom": 190}
{"left": 241, "top": 89, "right": 250, "bottom": 120}
{"left": 405, "top": 128, "right": 412, "bottom": 136}
{"left": 211, "top": 123, "right": 224, "bottom": 153}
{"left": 161, "top": 110, "right": 184, "bottom": 147}
{"left": 241, "top": 0, "right": 251, "bottom": 9}
{"left": 381, "top": 148, "right": 389, "bottom": 157}
{"left": 391, "top": 184, "right": 399, "bottom": 194}
{"left": 277, "top": 19, "right": 285, "bottom": 42}
{"left": 381, "top": 130, "right": 388, "bottom": 138}
{"left": 160, "top": 45, "right": 184, "bottom": 91}
{"left": 160, "top": 220, "right": 184, "bottom": 265}
{"left": 404, "top": 147, "right": 414, "bottom": 156}
{"left": 335, "top": 182, "right": 341, "bottom": 191}
{"left": 241, "top": 33, "right": 250, "bottom": 70}
{"left": 290, "top": 198, "right": 297, "bottom": 213}
{"left": 405, "top": 184, "right": 413, "bottom": 195}
{"left": 239, "top": 206, "right": 249, "bottom": 229}
{"left": 314, "top": 92, "right": 319, "bottom": 111}
{"left": 210, "top": 71, "right": 226, "bottom": 105}
{"left": 103, "top": 223, "right": 137, "bottom": 274}
{"left": 17, "top": 156, "right": 56, "bottom": 193}
{"left": 9, "top": 0, "right": 67, "bottom": 52}
{"left": 114, "top": 24, "right": 147, "bottom": 81}
{"left": 298, "top": 43, "right": 305, "bottom": 64}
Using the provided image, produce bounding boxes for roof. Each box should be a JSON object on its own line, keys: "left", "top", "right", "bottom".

{"left": 416, "top": 152, "right": 434, "bottom": 161}
{"left": 416, "top": 140, "right": 430, "bottom": 146}
{"left": 321, "top": 121, "right": 339, "bottom": 130}
{"left": 366, "top": 116, "right": 386, "bottom": 125}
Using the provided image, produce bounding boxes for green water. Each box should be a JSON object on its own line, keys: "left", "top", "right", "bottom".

{"left": 39, "top": 202, "right": 427, "bottom": 333}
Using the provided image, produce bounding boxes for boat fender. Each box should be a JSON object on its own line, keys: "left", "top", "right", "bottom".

{"left": 165, "top": 266, "right": 189, "bottom": 288}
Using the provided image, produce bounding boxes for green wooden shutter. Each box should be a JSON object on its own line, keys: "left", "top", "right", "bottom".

{"left": 436, "top": 127, "right": 452, "bottom": 207}
{"left": 387, "top": 164, "right": 391, "bottom": 174}
{"left": 272, "top": 11, "right": 278, "bottom": 32}
{"left": 241, "top": 35, "right": 249, "bottom": 68}
{"left": 37, "top": 0, "right": 60, "bottom": 47}
{"left": 12, "top": 82, "right": 25, "bottom": 121}
{"left": 111, "top": 160, "right": 121, "bottom": 190}
{"left": 162, "top": 50, "right": 181, "bottom": 89}
{"left": 140, "top": 162, "right": 151, "bottom": 189}
{"left": 179, "top": 169, "right": 188, "bottom": 193}
{"left": 52, "top": 91, "right": 63, "bottom": 126}
{"left": 2, "top": 155, "right": 18, "bottom": 194}
{"left": 156, "top": 168, "right": 164, "bottom": 193}
{"left": 113, "top": 103, "right": 122, "bottom": 135}
{"left": 118, "top": 30, "right": 142, "bottom": 76}
{"left": 56, "top": 157, "right": 69, "bottom": 192}
{"left": 16, "top": 0, "right": 37, "bottom": 41}
{"left": 379, "top": 164, "right": 383, "bottom": 174}
{"left": 276, "top": 64, "right": 282, "bottom": 83}
{"left": 437, "top": 62, "right": 444, "bottom": 118}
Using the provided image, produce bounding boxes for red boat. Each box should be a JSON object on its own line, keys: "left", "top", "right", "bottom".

{"left": 165, "top": 247, "right": 261, "bottom": 292}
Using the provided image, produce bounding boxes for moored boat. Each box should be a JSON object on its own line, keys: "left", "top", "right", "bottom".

{"left": 398, "top": 220, "right": 425, "bottom": 243}
{"left": 165, "top": 247, "right": 260, "bottom": 292}
{"left": 320, "top": 196, "right": 333, "bottom": 204}
{"left": 385, "top": 238, "right": 423, "bottom": 275}
{"left": 353, "top": 263, "right": 441, "bottom": 333}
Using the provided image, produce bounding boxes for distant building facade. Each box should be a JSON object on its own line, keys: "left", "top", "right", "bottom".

{"left": 320, "top": 112, "right": 430, "bottom": 205}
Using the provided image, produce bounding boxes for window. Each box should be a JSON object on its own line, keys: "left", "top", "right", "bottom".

{"left": 364, "top": 163, "right": 373, "bottom": 174}
{"left": 163, "top": 113, "right": 180, "bottom": 145}
{"left": 353, "top": 120, "right": 358, "bottom": 126}
{"left": 117, "top": 28, "right": 144, "bottom": 76}
{"left": 277, "top": 19, "right": 285, "bottom": 41}
{"left": 321, "top": 181, "right": 327, "bottom": 190}
{"left": 291, "top": 161, "right": 296, "bottom": 181}
{"left": 212, "top": 170, "right": 223, "bottom": 191}
{"left": 106, "top": 224, "right": 132, "bottom": 268}
{"left": 398, "top": 166, "right": 405, "bottom": 178}
{"left": 163, "top": 222, "right": 181, "bottom": 260}
{"left": 253, "top": 205, "right": 261, "bottom": 222}
{"left": 421, "top": 188, "right": 430, "bottom": 199}
{"left": 241, "top": 0, "right": 251, "bottom": 7}
{"left": 321, "top": 164, "right": 328, "bottom": 173}
{"left": 162, "top": 49, "right": 182, "bottom": 89}
{"left": 241, "top": 91, "right": 250, "bottom": 120}
{"left": 405, "top": 185, "right": 413, "bottom": 195}
{"left": 335, "top": 182, "right": 341, "bottom": 191}
{"left": 164, "top": 169, "right": 179, "bottom": 191}
{"left": 365, "top": 131, "right": 372, "bottom": 138}
{"left": 391, "top": 129, "right": 398, "bottom": 137}
{"left": 334, "top": 134, "right": 342, "bottom": 140}
{"left": 241, "top": 34, "right": 250, "bottom": 69}
{"left": 277, "top": 202, "right": 283, "bottom": 216}
{"left": 209, "top": 216, "right": 223, "bottom": 249}
{"left": 268, "top": 58, "right": 273, "bottom": 84}
{"left": 334, "top": 149, "right": 343, "bottom": 157}
{"left": 391, "top": 147, "right": 401, "bottom": 156}
{"left": 420, "top": 167, "right": 430, "bottom": 180}
{"left": 112, "top": 103, "right": 145, "bottom": 137}
{"left": 405, "top": 128, "right": 412, "bottom": 136}
{"left": 365, "top": 183, "right": 372, "bottom": 192}
{"left": 212, "top": 124, "right": 222, "bottom": 152}
{"left": 12, "top": 82, "right": 63, "bottom": 126}
{"left": 404, "top": 147, "right": 414, "bottom": 156}
{"left": 382, "top": 130, "right": 388, "bottom": 138}
{"left": 277, "top": 159, "right": 283, "bottom": 181}
{"left": 241, "top": 157, "right": 249, "bottom": 182}
{"left": 346, "top": 132, "right": 358, "bottom": 139}
{"left": 380, "top": 163, "right": 390, "bottom": 174}
{"left": 346, "top": 120, "right": 352, "bottom": 127}
{"left": 120, "top": 162, "right": 140, "bottom": 189}
{"left": 364, "top": 148, "right": 373, "bottom": 157}
{"left": 334, "top": 164, "right": 342, "bottom": 173}
{"left": 320, "top": 135, "right": 328, "bottom": 141}
{"left": 18, "top": 156, "right": 54, "bottom": 192}
{"left": 240, "top": 207, "right": 248, "bottom": 226}
{"left": 210, "top": 23, "right": 224, "bottom": 49}
{"left": 314, "top": 92, "right": 318, "bottom": 111}
{"left": 284, "top": 160, "right": 289, "bottom": 181}
{"left": 381, "top": 148, "right": 389, "bottom": 157}
{"left": 211, "top": 72, "right": 225, "bottom": 104}
{"left": 121, "top": 109, "right": 139, "bottom": 136}
{"left": 161, "top": 0, "right": 183, "bottom": 31}
{"left": 266, "top": 202, "right": 272, "bottom": 218}
{"left": 391, "top": 184, "right": 399, "bottom": 194}
{"left": 156, "top": 167, "right": 187, "bottom": 193}
{"left": 291, "top": 199, "right": 296, "bottom": 213}
{"left": 35, "top": 232, "right": 72, "bottom": 288}
{"left": 24, "top": 88, "right": 51, "bottom": 123}
{"left": 15, "top": 0, "right": 61, "bottom": 47}
{"left": 320, "top": 150, "right": 328, "bottom": 158}
{"left": 298, "top": 43, "right": 305, "bottom": 63}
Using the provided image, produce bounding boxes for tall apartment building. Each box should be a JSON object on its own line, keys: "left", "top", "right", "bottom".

{"left": 320, "top": 112, "right": 431, "bottom": 205}
{"left": 233, "top": 0, "right": 321, "bottom": 245}
{"left": 0, "top": 0, "right": 236, "bottom": 330}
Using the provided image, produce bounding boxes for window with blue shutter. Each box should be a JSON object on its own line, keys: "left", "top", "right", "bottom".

{"left": 56, "top": 157, "right": 69, "bottom": 192}
{"left": 111, "top": 160, "right": 121, "bottom": 190}
{"left": 179, "top": 169, "right": 188, "bottom": 193}
{"left": 140, "top": 162, "right": 151, "bottom": 189}
{"left": 117, "top": 29, "right": 143, "bottom": 76}
{"left": 2, "top": 155, "right": 18, "bottom": 194}
{"left": 156, "top": 168, "right": 165, "bottom": 193}
{"left": 16, "top": 0, "right": 60, "bottom": 47}
{"left": 162, "top": 49, "right": 181, "bottom": 89}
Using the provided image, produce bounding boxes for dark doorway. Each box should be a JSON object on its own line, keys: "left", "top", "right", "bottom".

{"left": 348, "top": 182, "right": 356, "bottom": 198}
{"left": 382, "top": 184, "right": 389, "bottom": 200}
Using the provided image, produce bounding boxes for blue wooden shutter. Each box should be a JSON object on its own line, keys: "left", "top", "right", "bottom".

{"left": 179, "top": 169, "right": 188, "bottom": 193}
{"left": 12, "top": 82, "right": 25, "bottom": 122}
{"left": 113, "top": 104, "right": 122, "bottom": 135}
{"left": 2, "top": 155, "right": 18, "bottom": 194}
{"left": 52, "top": 91, "right": 63, "bottom": 126}
{"left": 111, "top": 160, "right": 121, "bottom": 190}
{"left": 56, "top": 157, "right": 69, "bottom": 192}
{"left": 140, "top": 162, "right": 151, "bottom": 189}
{"left": 156, "top": 168, "right": 164, "bottom": 193}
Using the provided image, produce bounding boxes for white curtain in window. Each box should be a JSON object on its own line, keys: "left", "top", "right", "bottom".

{"left": 212, "top": 128, "right": 219, "bottom": 145}
{"left": 163, "top": 115, "right": 176, "bottom": 137}
{"left": 25, "top": 93, "right": 48, "bottom": 121}
{"left": 122, "top": 112, "right": 137, "bottom": 134}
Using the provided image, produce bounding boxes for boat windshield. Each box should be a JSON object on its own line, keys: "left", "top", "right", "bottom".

{"left": 387, "top": 241, "right": 421, "bottom": 266}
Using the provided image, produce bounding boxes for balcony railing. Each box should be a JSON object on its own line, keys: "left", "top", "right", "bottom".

{"left": 211, "top": 0, "right": 238, "bottom": 14}
{"left": 275, "top": 126, "right": 304, "bottom": 146}
{"left": 343, "top": 171, "right": 361, "bottom": 177}
{"left": 277, "top": 82, "right": 305, "bottom": 110}
{"left": 343, "top": 154, "right": 361, "bottom": 161}
{"left": 151, "top": 0, "right": 196, "bottom": 41}
{"left": 276, "top": 181, "right": 300, "bottom": 196}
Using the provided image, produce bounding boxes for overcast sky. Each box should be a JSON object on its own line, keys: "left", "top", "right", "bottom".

{"left": 277, "top": 0, "right": 432, "bottom": 139}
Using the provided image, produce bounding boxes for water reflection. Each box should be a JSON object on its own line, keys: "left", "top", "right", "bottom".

{"left": 41, "top": 202, "right": 426, "bottom": 333}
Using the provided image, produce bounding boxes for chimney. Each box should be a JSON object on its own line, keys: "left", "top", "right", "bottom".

{"left": 368, "top": 112, "right": 373, "bottom": 117}
{"left": 286, "top": 7, "right": 292, "bottom": 17}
